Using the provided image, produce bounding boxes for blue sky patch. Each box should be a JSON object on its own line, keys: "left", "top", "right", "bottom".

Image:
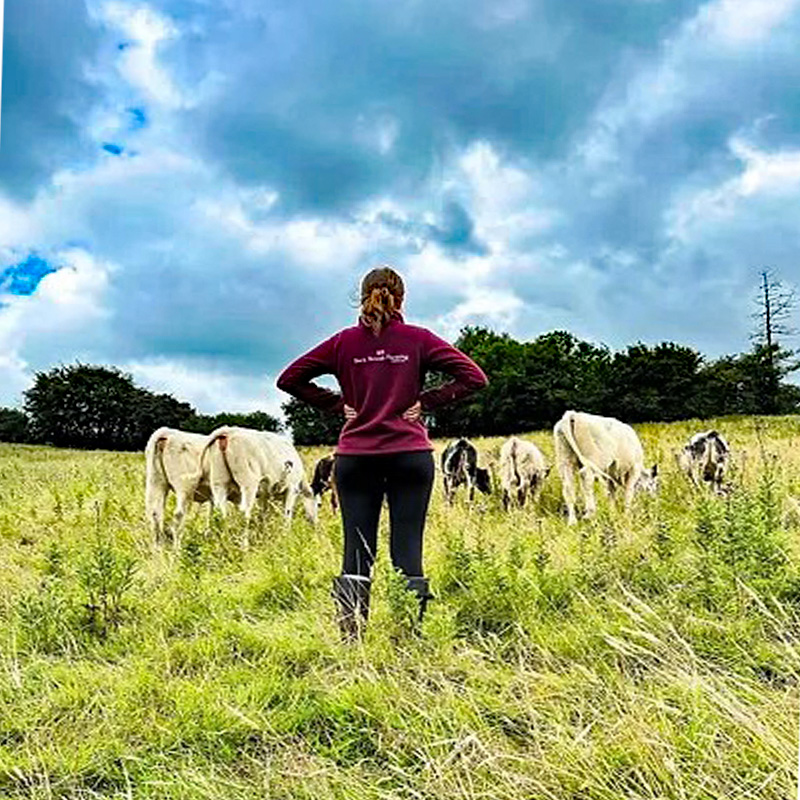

{"left": 127, "top": 107, "right": 148, "bottom": 130}
{"left": 0, "top": 255, "right": 58, "bottom": 296}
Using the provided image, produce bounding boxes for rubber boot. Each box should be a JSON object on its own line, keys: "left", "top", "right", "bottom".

{"left": 331, "top": 574, "right": 371, "bottom": 642}
{"left": 405, "top": 576, "right": 434, "bottom": 626}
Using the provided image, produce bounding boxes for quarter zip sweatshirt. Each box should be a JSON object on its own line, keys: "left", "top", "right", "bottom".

{"left": 276, "top": 316, "right": 488, "bottom": 455}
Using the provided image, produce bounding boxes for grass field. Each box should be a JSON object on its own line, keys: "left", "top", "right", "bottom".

{"left": 1, "top": 416, "right": 800, "bottom": 799}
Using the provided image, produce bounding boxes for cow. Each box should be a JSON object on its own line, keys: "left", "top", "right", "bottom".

{"left": 144, "top": 426, "right": 223, "bottom": 547}
{"left": 311, "top": 453, "right": 339, "bottom": 511}
{"left": 677, "top": 430, "right": 730, "bottom": 494}
{"left": 441, "top": 438, "right": 492, "bottom": 504}
{"left": 498, "top": 436, "right": 550, "bottom": 510}
{"left": 553, "top": 410, "right": 658, "bottom": 525}
{"left": 204, "top": 426, "right": 317, "bottom": 547}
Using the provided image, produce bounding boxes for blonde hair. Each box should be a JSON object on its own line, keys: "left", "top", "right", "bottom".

{"left": 359, "top": 266, "right": 405, "bottom": 335}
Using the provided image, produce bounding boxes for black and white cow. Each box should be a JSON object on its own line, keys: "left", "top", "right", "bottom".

{"left": 311, "top": 454, "right": 338, "bottom": 511}
{"left": 677, "top": 430, "right": 730, "bottom": 494}
{"left": 441, "top": 438, "right": 492, "bottom": 503}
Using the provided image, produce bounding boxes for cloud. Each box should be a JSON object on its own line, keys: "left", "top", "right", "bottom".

{"left": 3, "top": 0, "right": 800, "bottom": 413}
{"left": 0, "top": 248, "right": 113, "bottom": 405}
{"left": 0, "top": 0, "right": 103, "bottom": 197}
{"left": 98, "top": 1, "right": 184, "bottom": 108}
{"left": 159, "top": 0, "right": 702, "bottom": 214}
{"left": 127, "top": 358, "right": 281, "bottom": 416}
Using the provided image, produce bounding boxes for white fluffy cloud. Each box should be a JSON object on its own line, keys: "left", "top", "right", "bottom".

{"left": 0, "top": 248, "right": 113, "bottom": 405}
{"left": 3, "top": 0, "right": 800, "bottom": 412}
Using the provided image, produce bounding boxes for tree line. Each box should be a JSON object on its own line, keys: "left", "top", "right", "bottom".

{"left": 1, "top": 329, "right": 797, "bottom": 450}
{"left": 0, "top": 364, "right": 280, "bottom": 450}
{"left": 285, "top": 328, "right": 800, "bottom": 444}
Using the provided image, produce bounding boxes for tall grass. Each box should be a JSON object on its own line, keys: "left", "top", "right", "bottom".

{"left": 0, "top": 416, "right": 798, "bottom": 798}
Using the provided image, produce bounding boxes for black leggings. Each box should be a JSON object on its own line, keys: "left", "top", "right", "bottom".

{"left": 334, "top": 451, "right": 435, "bottom": 578}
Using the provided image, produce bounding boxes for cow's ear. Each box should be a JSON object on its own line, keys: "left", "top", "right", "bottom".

{"left": 651, "top": 464, "right": 658, "bottom": 476}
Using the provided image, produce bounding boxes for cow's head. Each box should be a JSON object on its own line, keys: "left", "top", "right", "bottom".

{"left": 475, "top": 466, "right": 492, "bottom": 495}
{"left": 636, "top": 464, "right": 659, "bottom": 495}
{"left": 311, "top": 455, "right": 335, "bottom": 496}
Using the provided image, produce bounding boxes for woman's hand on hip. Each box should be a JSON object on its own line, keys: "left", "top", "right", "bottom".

{"left": 343, "top": 404, "right": 357, "bottom": 422}
{"left": 402, "top": 401, "right": 422, "bottom": 422}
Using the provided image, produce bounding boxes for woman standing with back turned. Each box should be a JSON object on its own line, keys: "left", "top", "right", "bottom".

{"left": 277, "top": 266, "right": 488, "bottom": 640}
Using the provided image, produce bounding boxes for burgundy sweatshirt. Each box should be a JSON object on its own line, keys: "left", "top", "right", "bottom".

{"left": 276, "top": 316, "right": 488, "bottom": 455}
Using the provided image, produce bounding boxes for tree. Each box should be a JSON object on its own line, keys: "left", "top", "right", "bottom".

{"left": 23, "top": 364, "right": 195, "bottom": 450}
{"left": 750, "top": 269, "right": 798, "bottom": 414}
{"left": 608, "top": 342, "right": 704, "bottom": 422}
{"left": 282, "top": 397, "right": 342, "bottom": 446}
{"left": 130, "top": 388, "right": 195, "bottom": 445}
{"left": 0, "top": 408, "right": 31, "bottom": 443}
{"left": 186, "top": 410, "right": 282, "bottom": 435}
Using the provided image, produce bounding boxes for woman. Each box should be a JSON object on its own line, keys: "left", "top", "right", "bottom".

{"left": 276, "top": 266, "right": 487, "bottom": 639}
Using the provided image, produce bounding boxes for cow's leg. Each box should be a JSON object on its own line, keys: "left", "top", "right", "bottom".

{"left": 531, "top": 476, "right": 544, "bottom": 506}
{"left": 502, "top": 489, "right": 511, "bottom": 511}
{"left": 238, "top": 480, "right": 260, "bottom": 549}
{"left": 146, "top": 480, "right": 168, "bottom": 544}
{"left": 560, "top": 465, "right": 579, "bottom": 525}
{"left": 444, "top": 476, "right": 454, "bottom": 505}
{"left": 171, "top": 489, "right": 193, "bottom": 552}
{"left": 713, "top": 463, "right": 726, "bottom": 495}
{"left": 517, "top": 485, "right": 527, "bottom": 508}
{"left": 622, "top": 471, "right": 638, "bottom": 512}
{"left": 283, "top": 486, "right": 299, "bottom": 522}
{"left": 210, "top": 481, "right": 230, "bottom": 518}
{"left": 467, "top": 471, "right": 475, "bottom": 503}
{"left": 300, "top": 483, "right": 318, "bottom": 525}
{"left": 579, "top": 466, "right": 597, "bottom": 519}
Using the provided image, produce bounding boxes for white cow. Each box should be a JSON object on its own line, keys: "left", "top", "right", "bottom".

{"left": 677, "top": 430, "right": 730, "bottom": 494}
{"left": 144, "top": 427, "right": 221, "bottom": 546}
{"left": 553, "top": 410, "right": 658, "bottom": 525}
{"left": 205, "top": 426, "right": 317, "bottom": 547}
{"left": 498, "top": 436, "right": 550, "bottom": 510}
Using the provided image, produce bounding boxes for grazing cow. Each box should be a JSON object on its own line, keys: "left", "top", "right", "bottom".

{"left": 205, "top": 426, "right": 317, "bottom": 547}
{"left": 553, "top": 410, "right": 658, "bottom": 525}
{"left": 499, "top": 437, "right": 550, "bottom": 510}
{"left": 311, "top": 453, "right": 338, "bottom": 511}
{"left": 144, "top": 427, "right": 220, "bottom": 545}
{"left": 677, "top": 430, "right": 730, "bottom": 494}
{"left": 441, "top": 438, "right": 492, "bottom": 503}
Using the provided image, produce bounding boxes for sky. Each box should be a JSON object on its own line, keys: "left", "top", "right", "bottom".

{"left": 2, "top": 0, "right": 800, "bottom": 416}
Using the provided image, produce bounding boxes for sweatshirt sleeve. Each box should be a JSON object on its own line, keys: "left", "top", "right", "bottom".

{"left": 276, "top": 333, "right": 345, "bottom": 414}
{"left": 418, "top": 331, "right": 488, "bottom": 412}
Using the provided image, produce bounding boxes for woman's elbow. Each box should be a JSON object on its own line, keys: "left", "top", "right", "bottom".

{"left": 470, "top": 370, "right": 489, "bottom": 391}
{"left": 276, "top": 372, "right": 293, "bottom": 393}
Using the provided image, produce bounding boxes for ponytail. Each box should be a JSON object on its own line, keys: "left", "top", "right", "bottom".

{"left": 359, "top": 267, "right": 404, "bottom": 335}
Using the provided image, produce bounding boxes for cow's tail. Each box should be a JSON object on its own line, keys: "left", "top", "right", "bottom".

{"left": 510, "top": 437, "right": 522, "bottom": 488}
{"left": 146, "top": 427, "right": 171, "bottom": 485}
{"left": 558, "top": 411, "right": 616, "bottom": 484}
{"left": 183, "top": 427, "right": 231, "bottom": 488}
{"left": 145, "top": 428, "right": 171, "bottom": 527}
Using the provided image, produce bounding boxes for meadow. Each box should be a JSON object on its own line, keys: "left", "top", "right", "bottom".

{"left": 1, "top": 416, "right": 799, "bottom": 799}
